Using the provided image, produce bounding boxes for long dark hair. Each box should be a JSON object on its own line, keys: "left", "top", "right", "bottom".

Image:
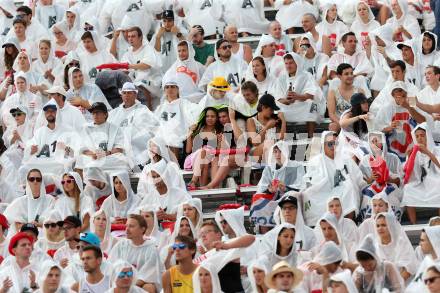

{"left": 4, "top": 45, "right": 19, "bottom": 71}
{"left": 423, "top": 32, "right": 436, "bottom": 54}
{"left": 352, "top": 103, "right": 368, "bottom": 137}
{"left": 252, "top": 56, "right": 267, "bottom": 79}
{"left": 192, "top": 107, "right": 223, "bottom": 138}
{"left": 276, "top": 227, "right": 295, "bottom": 255}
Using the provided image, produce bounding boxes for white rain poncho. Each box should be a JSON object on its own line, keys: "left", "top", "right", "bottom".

{"left": 34, "top": 260, "right": 71, "bottom": 293}
{"left": 101, "top": 171, "right": 141, "bottom": 222}
{"left": 353, "top": 234, "right": 405, "bottom": 292}
{"left": 32, "top": 39, "right": 62, "bottom": 84}
{"left": 12, "top": 51, "right": 48, "bottom": 89}
{"left": 373, "top": 212, "right": 419, "bottom": 275}
{"left": 90, "top": 208, "right": 118, "bottom": 255}
{"left": 62, "top": 7, "right": 81, "bottom": 40}
{"left": 330, "top": 269, "right": 359, "bottom": 293}
{"left": 66, "top": 67, "right": 111, "bottom": 122}
{"left": 163, "top": 40, "right": 205, "bottom": 103}
{"left": 176, "top": 198, "right": 203, "bottom": 234}
{"left": 76, "top": 120, "right": 131, "bottom": 171}
{"left": 198, "top": 51, "right": 248, "bottom": 92}
{"left": 179, "top": 0, "right": 225, "bottom": 37}
{"left": 52, "top": 51, "right": 80, "bottom": 87}
{"left": 215, "top": 206, "right": 247, "bottom": 239}
{"left": 312, "top": 212, "right": 352, "bottom": 262}
{"left": 82, "top": 167, "right": 112, "bottom": 205}
{"left": 244, "top": 56, "right": 276, "bottom": 97}
{"left": 257, "top": 141, "right": 305, "bottom": 194}
{"left": 35, "top": 2, "right": 65, "bottom": 30}
{"left": 78, "top": 30, "right": 116, "bottom": 81}
{"left": 385, "top": 0, "right": 421, "bottom": 41}
{"left": 139, "top": 161, "right": 191, "bottom": 214}
{"left": 316, "top": 3, "right": 348, "bottom": 48}
{"left": 270, "top": 52, "right": 325, "bottom": 123}
{"left": 273, "top": 192, "right": 317, "bottom": 251}
{"left": 396, "top": 40, "right": 425, "bottom": 89}
{"left": 258, "top": 223, "right": 299, "bottom": 269}
{"left": 108, "top": 100, "right": 158, "bottom": 165}
{"left": 417, "top": 31, "right": 440, "bottom": 69}
{"left": 302, "top": 131, "right": 364, "bottom": 225}
{"left": 51, "top": 21, "right": 77, "bottom": 53}
{"left": 246, "top": 257, "right": 269, "bottom": 293}
{"left": 121, "top": 38, "right": 162, "bottom": 96}
{"left": 104, "top": 260, "right": 144, "bottom": 293}
{"left": 274, "top": 0, "right": 318, "bottom": 31}
{"left": 136, "top": 204, "right": 168, "bottom": 250}
{"left": 4, "top": 169, "right": 55, "bottom": 231}
{"left": 0, "top": 158, "right": 17, "bottom": 205}
{"left": 108, "top": 237, "right": 162, "bottom": 289}
{"left": 416, "top": 82, "right": 440, "bottom": 142}
{"left": 298, "top": 33, "right": 329, "bottom": 84}
{"left": 35, "top": 210, "right": 65, "bottom": 253}
{"left": 350, "top": 0, "right": 380, "bottom": 42}
{"left": 252, "top": 34, "right": 285, "bottom": 78}
{"left": 403, "top": 122, "right": 440, "bottom": 207}
{"left": 53, "top": 171, "right": 94, "bottom": 222}
{"left": 0, "top": 254, "right": 41, "bottom": 292}
{"left": 220, "top": 0, "right": 270, "bottom": 34}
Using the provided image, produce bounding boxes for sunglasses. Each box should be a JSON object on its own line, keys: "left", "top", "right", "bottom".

{"left": 325, "top": 141, "right": 336, "bottom": 148}
{"left": 44, "top": 221, "right": 64, "bottom": 229}
{"left": 61, "top": 179, "right": 74, "bottom": 185}
{"left": 172, "top": 243, "right": 187, "bottom": 250}
{"left": 118, "top": 271, "right": 134, "bottom": 279}
{"left": 424, "top": 276, "right": 440, "bottom": 285}
{"left": 12, "top": 112, "right": 24, "bottom": 117}
{"left": 220, "top": 45, "right": 232, "bottom": 50}
{"left": 28, "top": 177, "right": 42, "bottom": 183}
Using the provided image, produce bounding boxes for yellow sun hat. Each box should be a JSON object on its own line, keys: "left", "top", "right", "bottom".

{"left": 209, "top": 76, "right": 231, "bottom": 92}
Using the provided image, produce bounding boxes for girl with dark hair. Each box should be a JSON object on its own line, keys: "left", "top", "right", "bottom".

{"left": 419, "top": 31, "right": 439, "bottom": 68}
{"left": 339, "top": 93, "right": 370, "bottom": 140}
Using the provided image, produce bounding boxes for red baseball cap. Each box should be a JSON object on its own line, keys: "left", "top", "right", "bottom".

{"left": 8, "top": 232, "right": 33, "bottom": 256}
{"left": 0, "top": 214, "right": 9, "bottom": 230}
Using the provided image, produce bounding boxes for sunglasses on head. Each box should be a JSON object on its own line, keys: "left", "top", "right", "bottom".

{"left": 172, "top": 243, "right": 187, "bottom": 250}
{"left": 220, "top": 45, "right": 232, "bottom": 50}
{"left": 12, "top": 112, "right": 24, "bottom": 117}
{"left": 424, "top": 276, "right": 440, "bottom": 285}
{"left": 61, "top": 178, "right": 75, "bottom": 185}
{"left": 118, "top": 271, "right": 134, "bottom": 279}
{"left": 44, "top": 221, "right": 64, "bottom": 229}
{"left": 28, "top": 177, "right": 42, "bottom": 183}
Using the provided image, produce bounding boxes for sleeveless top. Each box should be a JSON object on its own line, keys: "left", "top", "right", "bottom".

{"left": 169, "top": 265, "right": 194, "bottom": 293}
{"left": 79, "top": 275, "right": 111, "bottom": 293}
{"left": 335, "top": 87, "right": 361, "bottom": 117}
{"left": 233, "top": 43, "right": 245, "bottom": 61}
{"left": 252, "top": 116, "right": 277, "bottom": 141}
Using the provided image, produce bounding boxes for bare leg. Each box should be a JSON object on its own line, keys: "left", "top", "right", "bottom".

{"left": 210, "top": 156, "right": 220, "bottom": 181}
{"left": 328, "top": 122, "right": 340, "bottom": 133}
{"left": 306, "top": 122, "right": 316, "bottom": 138}
{"left": 205, "top": 156, "right": 239, "bottom": 188}
{"left": 138, "top": 87, "right": 154, "bottom": 110}
{"left": 378, "top": 4, "right": 390, "bottom": 25}
{"left": 406, "top": 206, "right": 417, "bottom": 224}
{"left": 200, "top": 164, "right": 210, "bottom": 186}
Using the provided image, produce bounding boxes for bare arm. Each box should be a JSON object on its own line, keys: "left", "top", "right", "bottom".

{"left": 243, "top": 44, "right": 253, "bottom": 64}
{"left": 321, "top": 35, "right": 332, "bottom": 57}
{"left": 327, "top": 90, "right": 339, "bottom": 124}
{"left": 416, "top": 99, "right": 440, "bottom": 114}
{"left": 223, "top": 234, "right": 255, "bottom": 249}
{"left": 162, "top": 271, "right": 172, "bottom": 293}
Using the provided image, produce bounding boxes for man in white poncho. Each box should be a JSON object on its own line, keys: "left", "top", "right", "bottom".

{"left": 301, "top": 131, "right": 365, "bottom": 226}
{"left": 108, "top": 82, "right": 158, "bottom": 167}
{"left": 77, "top": 102, "right": 131, "bottom": 172}
{"left": 270, "top": 52, "right": 324, "bottom": 138}
{"left": 396, "top": 40, "right": 424, "bottom": 89}
{"left": 108, "top": 214, "right": 162, "bottom": 292}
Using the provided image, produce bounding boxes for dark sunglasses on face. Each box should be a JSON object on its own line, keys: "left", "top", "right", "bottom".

{"left": 28, "top": 177, "right": 42, "bottom": 183}
{"left": 118, "top": 271, "right": 134, "bottom": 279}
{"left": 61, "top": 179, "right": 75, "bottom": 185}
{"left": 300, "top": 44, "right": 311, "bottom": 49}
{"left": 424, "top": 276, "right": 440, "bottom": 285}
{"left": 12, "top": 112, "right": 24, "bottom": 117}
{"left": 172, "top": 243, "right": 187, "bottom": 250}
{"left": 220, "top": 219, "right": 228, "bottom": 225}
{"left": 220, "top": 45, "right": 232, "bottom": 50}
{"left": 44, "top": 221, "right": 64, "bottom": 229}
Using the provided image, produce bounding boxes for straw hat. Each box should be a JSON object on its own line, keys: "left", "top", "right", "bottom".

{"left": 264, "top": 261, "right": 303, "bottom": 290}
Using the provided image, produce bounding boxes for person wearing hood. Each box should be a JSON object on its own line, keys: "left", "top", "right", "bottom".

{"left": 77, "top": 102, "right": 131, "bottom": 172}
{"left": 252, "top": 34, "right": 284, "bottom": 78}
{"left": 176, "top": 198, "right": 203, "bottom": 235}
{"left": 269, "top": 21, "right": 293, "bottom": 56}
{"left": 101, "top": 172, "right": 141, "bottom": 225}
{"left": 316, "top": 3, "right": 348, "bottom": 50}
{"left": 247, "top": 257, "right": 270, "bottom": 293}
{"left": 51, "top": 51, "right": 80, "bottom": 88}
{"left": 105, "top": 260, "right": 144, "bottom": 293}
{"left": 273, "top": 0, "right": 319, "bottom": 36}
{"left": 0, "top": 37, "right": 20, "bottom": 82}
{"left": 244, "top": 56, "right": 275, "bottom": 97}
{"left": 9, "top": 17, "right": 38, "bottom": 59}
{"left": 163, "top": 40, "right": 205, "bottom": 103}
{"left": 32, "top": 39, "right": 62, "bottom": 85}
{"left": 9, "top": 5, "right": 47, "bottom": 41}
{"left": 139, "top": 160, "right": 191, "bottom": 221}
{"left": 396, "top": 40, "right": 425, "bottom": 89}
{"left": 109, "top": 15, "right": 133, "bottom": 61}
{"left": 78, "top": 30, "right": 116, "bottom": 82}
{"left": 296, "top": 33, "right": 329, "bottom": 88}
{"left": 353, "top": 234, "right": 404, "bottom": 292}
{"left": 65, "top": 66, "right": 111, "bottom": 122}
{"left": 328, "top": 269, "right": 359, "bottom": 293}
{"left": 423, "top": 262, "right": 440, "bottom": 293}
{"left": 256, "top": 141, "right": 305, "bottom": 197}
{"left": 271, "top": 52, "right": 324, "bottom": 138}
{"left": 90, "top": 209, "right": 118, "bottom": 256}
{"left": 54, "top": 172, "right": 93, "bottom": 231}
{"left": 386, "top": 0, "right": 421, "bottom": 42}
{"left": 1, "top": 72, "right": 41, "bottom": 129}
{"left": 35, "top": 210, "right": 65, "bottom": 254}
{"left": 350, "top": 1, "right": 380, "bottom": 44}
{"left": 51, "top": 21, "right": 77, "bottom": 54}
{"left": 52, "top": 215, "right": 81, "bottom": 269}
{"left": 402, "top": 122, "right": 440, "bottom": 224}
{"left": 374, "top": 212, "right": 419, "bottom": 281}
{"left": 301, "top": 131, "right": 365, "bottom": 225}
{"left": 374, "top": 81, "right": 426, "bottom": 161}
{"left": 62, "top": 7, "right": 80, "bottom": 40}
{"left": 418, "top": 32, "right": 440, "bottom": 69}
{"left": 108, "top": 82, "right": 158, "bottom": 167}
{"left": 199, "top": 38, "right": 248, "bottom": 93}
{"left": 136, "top": 204, "right": 168, "bottom": 250}
{"left": 108, "top": 214, "right": 162, "bottom": 292}
{"left": 121, "top": 26, "right": 162, "bottom": 109}
{"left": 82, "top": 167, "right": 112, "bottom": 208}
{"left": 34, "top": 260, "right": 71, "bottom": 293}
{"left": 264, "top": 260, "right": 304, "bottom": 293}
{"left": 34, "top": 0, "right": 65, "bottom": 30}
{"left": 4, "top": 168, "right": 54, "bottom": 231}
{"left": 299, "top": 241, "right": 346, "bottom": 293}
